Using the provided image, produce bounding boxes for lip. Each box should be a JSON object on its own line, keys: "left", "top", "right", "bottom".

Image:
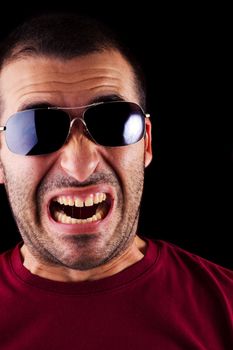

{"left": 45, "top": 184, "right": 114, "bottom": 235}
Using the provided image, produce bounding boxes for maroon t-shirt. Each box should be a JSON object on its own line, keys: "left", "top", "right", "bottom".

{"left": 0, "top": 239, "right": 232, "bottom": 349}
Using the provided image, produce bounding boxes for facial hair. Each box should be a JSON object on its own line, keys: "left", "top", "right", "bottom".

{"left": 1, "top": 160, "right": 145, "bottom": 271}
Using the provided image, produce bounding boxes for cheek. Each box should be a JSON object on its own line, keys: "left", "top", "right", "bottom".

{"left": 2, "top": 154, "right": 50, "bottom": 189}
{"left": 114, "top": 145, "right": 145, "bottom": 211}
{"left": 105, "top": 143, "right": 145, "bottom": 190}
{"left": 111, "top": 143, "right": 145, "bottom": 169}
{"left": 2, "top": 156, "right": 54, "bottom": 219}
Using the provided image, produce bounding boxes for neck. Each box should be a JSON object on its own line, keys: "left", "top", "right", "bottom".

{"left": 20, "top": 236, "right": 147, "bottom": 282}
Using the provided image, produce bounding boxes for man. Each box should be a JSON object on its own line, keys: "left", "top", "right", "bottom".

{"left": 0, "top": 13, "right": 232, "bottom": 349}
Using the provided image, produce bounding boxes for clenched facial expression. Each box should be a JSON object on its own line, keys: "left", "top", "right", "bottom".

{"left": 0, "top": 50, "right": 152, "bottom": 270}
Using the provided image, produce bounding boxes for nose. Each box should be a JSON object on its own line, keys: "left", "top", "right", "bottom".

{"left": 59, "top": 122, "right": 100, "bottom": 182}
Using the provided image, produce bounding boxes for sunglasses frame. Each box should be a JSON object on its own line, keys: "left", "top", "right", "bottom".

{"left": 0, "top": 100, "right": 150, "bottom": 155}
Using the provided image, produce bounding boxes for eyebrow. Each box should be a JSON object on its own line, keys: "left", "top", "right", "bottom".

{"left": 18, "top": 94, "right": 126, "bottom": 112}
{"left": 18, "top": 102, "right": 55, "bottom": 111}
{"left": 88, "top": 94, "right": 125, "bottom": 104}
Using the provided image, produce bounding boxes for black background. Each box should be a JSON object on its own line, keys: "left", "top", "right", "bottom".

{"left": 0, "top": 4, "right": 232, "bottom": 268}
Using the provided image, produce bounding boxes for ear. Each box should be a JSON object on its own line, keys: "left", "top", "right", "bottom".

{"left": 144, "top": 117, "right": 153, "bottom": 167}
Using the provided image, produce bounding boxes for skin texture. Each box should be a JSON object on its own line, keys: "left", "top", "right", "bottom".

{"left": 0, "top": 49, "right": 152, "bottom": 282}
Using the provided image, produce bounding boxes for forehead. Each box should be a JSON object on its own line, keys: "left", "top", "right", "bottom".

{"left": 0, "top": 50, "right": 138, "bottom": 118}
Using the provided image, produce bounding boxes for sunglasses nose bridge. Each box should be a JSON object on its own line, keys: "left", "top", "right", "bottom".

{"left": 69, "top": 117, "right": 87, "bottom": 133}
{"left": 68, "top": 116, "right": 92, "bottom": 141}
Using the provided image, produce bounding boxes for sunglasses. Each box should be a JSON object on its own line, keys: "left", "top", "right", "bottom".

{"left": 0, "top": 101, "right": 149, "bottom": 156}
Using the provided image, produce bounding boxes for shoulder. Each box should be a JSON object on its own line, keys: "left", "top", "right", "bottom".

{"left": 157, "top": 238, "right": 232, "bottom": 271}
{"left": 0, "top": 245, "right": 18, "bottom": 275}
{"left": 0, "top": 248, "right": 12, "bottom": 263}
{"left": 147, "top": 238, "right": 233, "bottom": 291}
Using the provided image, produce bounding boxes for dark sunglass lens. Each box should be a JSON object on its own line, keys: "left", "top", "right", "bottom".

{"left": 5, "top": 109, "right": 70, "bottom": 155}
{"left": 85, "top": 102, "right": 145, "bottom": 146}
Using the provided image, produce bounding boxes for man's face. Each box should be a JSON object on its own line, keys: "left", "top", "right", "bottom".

{"left": 0, "top": 50, "right": 152, "bottom": 270}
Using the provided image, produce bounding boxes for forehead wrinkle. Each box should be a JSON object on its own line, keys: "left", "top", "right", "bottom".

{"left": 16, "top": 84, "right": 123, "bottom": 102}
{"left": 4, "top": 88, "right": 130, "bottom": 116}
{"left": 14, "top": 75, "right": 122, "bottom": 91}
{"left": 0, "top": 51, "right": 135, "bottom": 87}
{"left": 88, "top": 84, "right": 124, "bottom": 91}
{"left": 0, "top": 52, "right": 138, "bottom": 116}
{"left": 7, "top": 75, "right": 124, "bottom": 102}
{"left": 2, "top": 78, "right": 125, "bottom": 110}
{"left": 4, "top": 66, "right": 127, "bottom": 88}
{"left": 13, "top": 80, "right": 124, "bottom": 100}
{"left": 38, "top": 67, "right": 127, "bottom": 78}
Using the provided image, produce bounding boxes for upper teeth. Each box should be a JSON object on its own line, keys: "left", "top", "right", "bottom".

{"left": 54, "top": 193, "right": 107, "bottom": 207}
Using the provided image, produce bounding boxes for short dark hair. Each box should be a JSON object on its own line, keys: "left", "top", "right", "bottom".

{"left": 0, "top": 12, "right": 146, "bottom": 108}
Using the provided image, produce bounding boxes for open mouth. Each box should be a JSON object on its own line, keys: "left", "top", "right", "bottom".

{"left": 50, "top": 192, "right": 111, "bottom": 224}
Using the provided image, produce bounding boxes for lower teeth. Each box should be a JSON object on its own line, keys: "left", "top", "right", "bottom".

{"left": 54, "top": 208, "right": 104, "bottom": 224}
